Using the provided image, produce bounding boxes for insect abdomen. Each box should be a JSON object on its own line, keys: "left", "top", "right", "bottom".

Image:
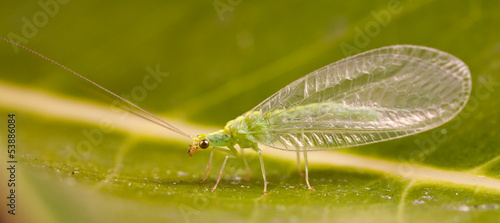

{"left": 268, "top": 102, "right": 380, "bottom": 124}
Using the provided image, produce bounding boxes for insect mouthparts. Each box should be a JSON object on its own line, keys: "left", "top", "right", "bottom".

{"left": 188, "top": 144, "right": 197, "bottom": 157}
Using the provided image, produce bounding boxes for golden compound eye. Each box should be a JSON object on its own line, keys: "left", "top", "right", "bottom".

{"left": 199, "top": 139, "right": 209, "bottom": 149}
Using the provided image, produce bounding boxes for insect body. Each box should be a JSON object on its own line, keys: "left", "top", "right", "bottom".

{"left": 1, "top": 37, "right": 471, "bottom": 194}
{"left": 188, "top": 45, "right": 472, "bottom": 194}
{"left": 188, "top": 102, "right": 383, "bottom": 192}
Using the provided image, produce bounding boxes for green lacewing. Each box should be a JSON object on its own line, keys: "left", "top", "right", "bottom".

{"left": 1, "top": 37, "right": 471, "bottom": 194}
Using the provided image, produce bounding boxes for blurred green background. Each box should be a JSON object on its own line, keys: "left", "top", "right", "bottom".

{"left": 1, "top": 0, "right": 500, "bottom": 222}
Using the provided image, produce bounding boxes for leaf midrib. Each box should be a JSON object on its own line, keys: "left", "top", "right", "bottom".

{"left": 1, "top": 81, "right": 499, "bottom": 192}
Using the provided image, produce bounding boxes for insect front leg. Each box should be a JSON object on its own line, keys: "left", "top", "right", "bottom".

{"left": 211, "top": 154, "right": 236, "bottom": 192}
{"left": 199, "top": 147, "right": 216, "bottom": 183}
{"left": 211, "top": 146, "right": 238, "bottom": 192}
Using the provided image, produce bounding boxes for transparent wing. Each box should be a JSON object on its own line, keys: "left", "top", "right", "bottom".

{"left": 245, "top": 45, "right": 471, "bottom": 151}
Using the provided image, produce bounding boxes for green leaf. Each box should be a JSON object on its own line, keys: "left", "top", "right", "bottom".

{"left": 1, "top": 1, "right": 500, "bottom": 223}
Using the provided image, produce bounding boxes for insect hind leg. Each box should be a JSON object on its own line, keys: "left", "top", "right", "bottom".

{"left": 302, "top": 148, "right": 315, "bottom": 190}
{"left": 296, "top": 150, "right": 304, "bottom": 177}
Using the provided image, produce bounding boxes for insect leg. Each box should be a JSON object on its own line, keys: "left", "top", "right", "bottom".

{"left": 296, "top": 150, "right": 304, "bottom": 177}
{"left": 252, "top": 146, "right": 268, "bottom": 194}
{"left": 303, "top": 148, "right": 315, "bottom": 190}
{"left": 239, "top": 148, "right": 251, "bottom": 180}
{"left": 200, "top": 147, "right": 215, "bottom": 183}
{"left": 211, "top": 154, "right": 235, "bottom": 192}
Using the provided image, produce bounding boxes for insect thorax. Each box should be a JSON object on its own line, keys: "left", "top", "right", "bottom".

{"left": 206, "top": 130, "right": 234, "bottom": 147}
{"left": 225, "top": 111, "right": 269, "bottom": 134}
{"left": 206, "top": 111, "right": 269, "bottom": 148}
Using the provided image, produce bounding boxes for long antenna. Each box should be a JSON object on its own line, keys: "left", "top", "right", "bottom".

{"left": 0, "top": 36, "right": 191, "bottom": 138}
